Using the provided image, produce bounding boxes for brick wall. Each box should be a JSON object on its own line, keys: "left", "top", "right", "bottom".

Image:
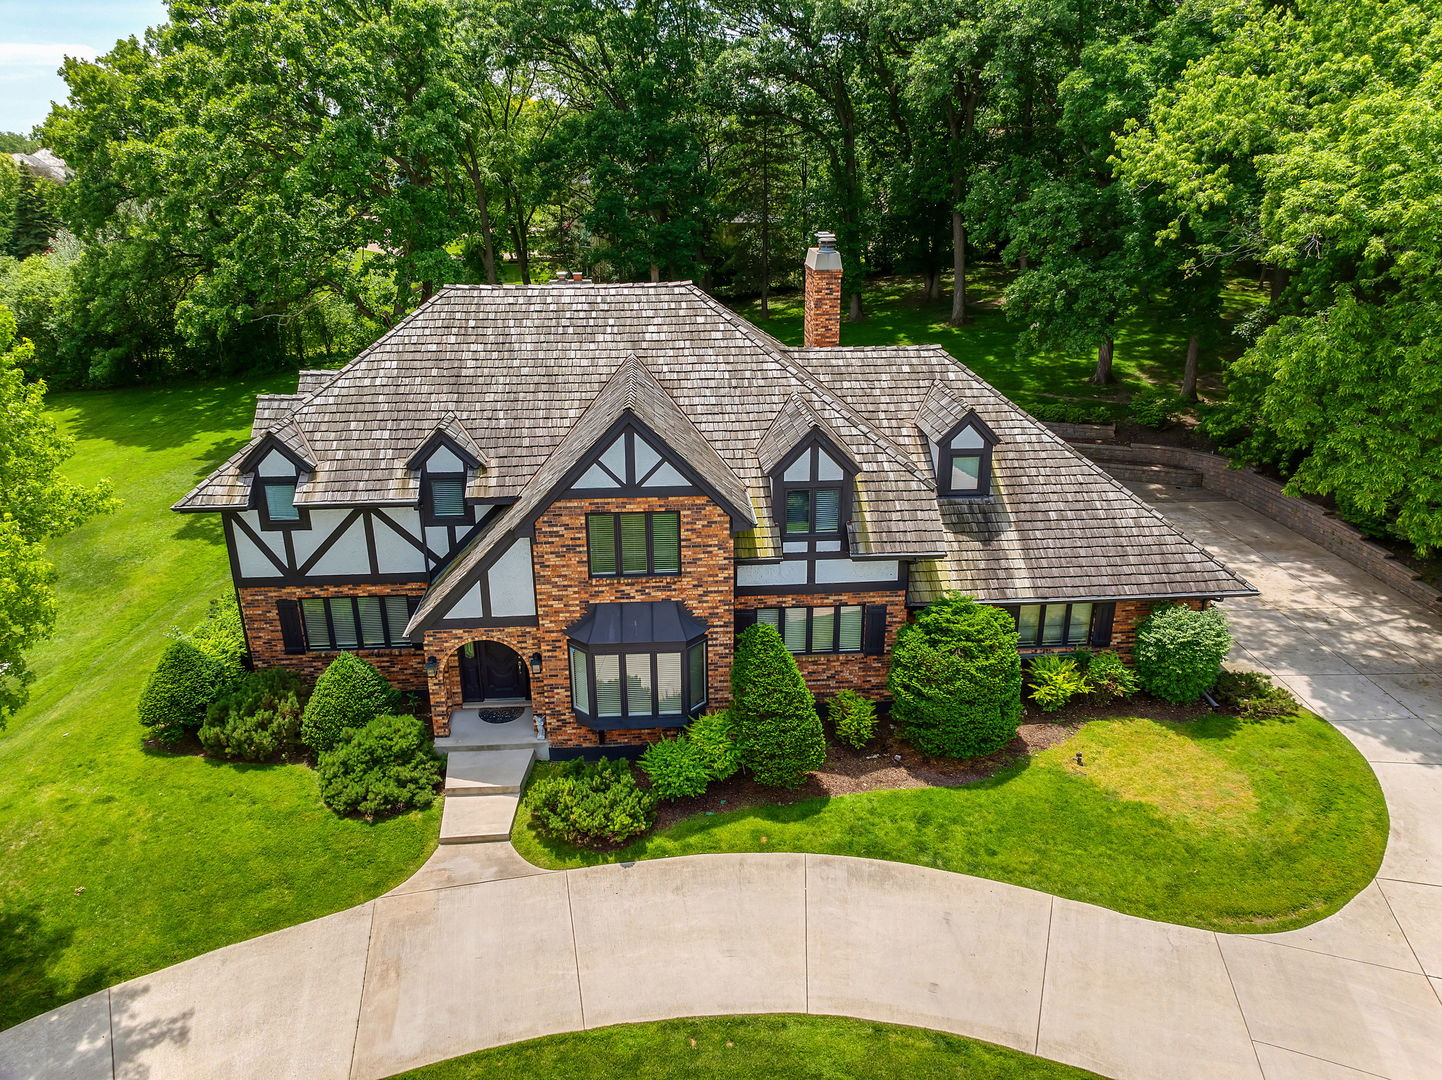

{"left": 236, "top": 582, "right": 430, "bottom": 710}
{"left": 803, "top": 264, "right": 842, "bottom": 348}
{"left": 423, "top": 495, "right": 735, "bottom": 747}
{"left": 734, "top": 590, "right": 908, "bottom": 699}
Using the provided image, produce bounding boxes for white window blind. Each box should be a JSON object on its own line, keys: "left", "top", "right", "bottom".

{"left": 429, "top": 477, "right": 465, "bottom": 517}
{"left": 838, "top": 605, "right": 864, "bottom": 652}
{"left": 357, "top": 597, "right": 386, "bottom": 646}
{"left": 656, "top": 653, "right": 683, "bottom": 713}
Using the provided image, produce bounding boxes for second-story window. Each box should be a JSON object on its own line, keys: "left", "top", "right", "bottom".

{"left": 587, "top": 511, "right": 681, "bottom": 577}
{"left": 426, "top": 474, "right": 466, "bottom": 519}
{"left": 784, "top": 487, "right": 842, "bottom": 535}
{"left": 257, "top": 478, "right": 301, "bottom": 526}
{"left": 777, "top": 439, "right": 850, "bottom": 539}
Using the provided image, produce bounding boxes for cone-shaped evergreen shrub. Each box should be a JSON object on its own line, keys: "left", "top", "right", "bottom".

{"left": 137, "top": 638, "right": 224, "bottom": 743}
{"left": 889, "top": 592, "right": 1022, "bottom": 758}
{"left": 316, "top": 713, "right": 441, "bottom": 820}
{"left": 731, "top": 624, "right": 825, "bottom": 788}
{"left": 301, "top": 652, "right": 397, "bottom": 753}
{"left": 1134, "top": 603, "right": 1232, "bottom": 703}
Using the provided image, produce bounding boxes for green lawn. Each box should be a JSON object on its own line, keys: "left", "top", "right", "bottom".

{"left": 389, "top": 1015, "right": 1105, "bottom": 1080}
{"left": 514, "top": 712, "right": 1387, "bottom": 933}
{"left": 729, "top": 271, "right": 1265, "bottom": 408}
{"left": 0, "top": 376, "right": 439, "bottom": 1031}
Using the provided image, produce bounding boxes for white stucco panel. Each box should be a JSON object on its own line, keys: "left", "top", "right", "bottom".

{"left": 736, "top": 560, "right": 809, "bottom": 587}
{"left": 306, "top": 516, "right": 371, "bottom": 576}
{"left": 812, "top": 558, "right": 901, "bottom": 584}
{"left": 487, "top": 537, "right": 536, "bottom": 616}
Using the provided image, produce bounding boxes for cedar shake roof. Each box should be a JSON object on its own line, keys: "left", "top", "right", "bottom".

{"left": 177, "top": 282, "right": 1254, "bottom": 607}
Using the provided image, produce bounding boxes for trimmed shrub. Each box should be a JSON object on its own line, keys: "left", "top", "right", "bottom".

{"left": 1128, "top": 388, "right": 1188, "bottom": 429}
{"left": 1134, "top": 603, "right": 1233, "bottom": 704}
{"left": 829, "top": 689, "right": 877, "bottom": 749}
{"left": 198, "top": 667, "right": 304, "bottom": 761}
{"left": 731, "top": 624, "right": 826, "bottom": 788}
{"left": 138, "top": 639, "right": 225, "bottom": 743}
{"left": 316, "top": 713, "right": 441, "bottom": 820}
{"left": 1081, "top": 650, "right": 1139, "bottom": 704}
{"left": 889, "top": 593, "right": 1023, "bottom": 758}
{"left": 524, "top": 759, "right": 656, "bottom": 846}
{"left": 687, "top": 710, "right": 741, "bottom": 782}
{"left": 1215, "top": 669, "right": 1299, "bottom": 719}
{"left": 1028, "top": 655, "right": 1089, "bottom": 713}
{"left": 136, "top": 596, "right": 249, "bottom": 744}
{"left": 639, "top": 737, "right": 711, "bottom": 801}
{"left": 301, "top": 652, "right": 398, "bottom": 753}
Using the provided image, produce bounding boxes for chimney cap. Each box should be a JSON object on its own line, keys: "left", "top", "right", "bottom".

{"left": 815, "top": 231, "right": 837, "bottom": 252}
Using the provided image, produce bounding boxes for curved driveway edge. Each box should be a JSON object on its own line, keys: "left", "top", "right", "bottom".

{"left": 5, "top": 488, "right": 1442, "bottom": 1080}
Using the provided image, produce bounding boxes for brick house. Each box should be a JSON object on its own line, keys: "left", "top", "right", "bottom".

{"left": 174, "top": 234, "right": 1254, "bottom": 758}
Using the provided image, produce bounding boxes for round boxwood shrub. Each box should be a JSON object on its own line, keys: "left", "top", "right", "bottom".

{"left": 889, "top": 592, "right": 1022, "bottom": 759}
{"left": 198, "top": 666, "right": 305, "bottom": 761}
{"left": 639, "top": 737, "right": 711, "bottom": 801}
{"left": 731, "top": 624, "right": 826, "bottom": 788}
{"left": 687, "top": 709, "right": 741, "bottom": 782}
{"left": 301, "top": 652, "right": 397, "bottom": 754}
{"left": 1133, "top": 603, "right": 1232, "bottom": 704}
{"left": 524, "top": 759, "right": 656, "bottom": 846}
{"left": 316, "top": 713, "right": 441, "bottom": 820}
{"left": 828, "top": 689, "right": 877, "bottom": 749}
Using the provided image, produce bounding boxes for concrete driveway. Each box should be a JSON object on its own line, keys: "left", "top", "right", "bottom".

{"left": 5, "top": 487, "right": 1442, "bottom": 1080}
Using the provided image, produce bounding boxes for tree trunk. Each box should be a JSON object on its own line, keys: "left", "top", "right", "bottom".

{"left": 1018, "top": 253, "right": 1028, "bottom": 272}
{"left": 925, "top": 267, "right": 940, "bottom": 301}
{"left": 1089, "top": 337, "right": 1115, "bottom": 386}
{"left": 848, "top": 291, "right": 863, "bottom": 322}
{"left": 759, "top": 128, "right": 771, "bottom": 318}
{"left": 1269, "top": 266, "right": 1289, "bottom": 304}
{"left": 949, "top": 212, "right": 968, "bottom": 325}
{"left": 1181, "top": 333, "right": 1200, "bottom": 401}
{"left": 476, "top": 184, "right": 498, "bottom": 285}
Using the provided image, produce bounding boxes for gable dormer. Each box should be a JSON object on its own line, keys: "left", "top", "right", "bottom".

{"left": 406, "top": 416, "right": 485, "bottom": 525}
{"left": 916, "top": 382, "right": 999, "bottom": 498}
{"left": 238, "top": 423, "right": 316, "bottom": 529}
{"left": 758, "top": 395, "right": 860, "bottom": 550}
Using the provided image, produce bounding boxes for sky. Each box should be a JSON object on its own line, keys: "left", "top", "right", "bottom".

{"left": 0, "top": 1, "right": 167, "bottom": 134}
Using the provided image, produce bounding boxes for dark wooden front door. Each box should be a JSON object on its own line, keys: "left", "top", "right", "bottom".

{"left": 458, "top": 641, "right": 530, "bottom": 702}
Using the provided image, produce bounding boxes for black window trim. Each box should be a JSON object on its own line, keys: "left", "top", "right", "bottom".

{"left": 585, "top": 510, "right": 682, "bottom": 579}
{"left": 420, "top": 471, "right": 471, "bottom": 526}
{"left": 771, "top": 434, "right": 855, "bottom": 547}
{"left": 295, "top": 594, "right": 421, "bottom": 652}
{"left": 937, "top": 414, "right": 999, "bottom": 498}
{"left": 1007, "top": 601, "right": 1112, "bottom": 649}
{"left": 740, "top": 603, "right": 888, "bottom": 656}
{"left": 254, "top": 476, "right": 310, "bottom": 531}
{"left": 569, "top": 638, "right": 708, "bottom": 729}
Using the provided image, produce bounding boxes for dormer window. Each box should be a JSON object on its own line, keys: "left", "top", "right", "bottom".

{"left": 425, "top": 474, "right": 466, "bottom": 519}
{"left": 261, "top": 479, "right": 300, "bottom": 523}
{"left": 937, "top": 414, "right": 998, "bottom": 497}
{"left": 777, "top": 438, "right": 851, "bottom": 540}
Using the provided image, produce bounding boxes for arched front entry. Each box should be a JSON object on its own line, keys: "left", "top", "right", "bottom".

{"left": 457, "top": 640, "right": 531, "bottom": 703}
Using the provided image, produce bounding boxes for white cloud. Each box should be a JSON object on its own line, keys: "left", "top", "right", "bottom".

{"left": 0, "top": 42, "right": 100, "bottom": 68}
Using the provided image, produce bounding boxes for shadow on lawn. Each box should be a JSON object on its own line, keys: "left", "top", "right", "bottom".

{"left": 0, "top": 899, "right": 115, "bottom": 1031}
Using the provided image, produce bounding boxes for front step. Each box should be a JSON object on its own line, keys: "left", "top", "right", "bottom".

{"left": 439, "top": 792, "right": 522, "bottom": 844}
{"left": 444, "top": 749, "right": 535, "bottom": 796}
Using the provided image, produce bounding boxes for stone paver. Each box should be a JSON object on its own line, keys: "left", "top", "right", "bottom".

{"left": 7, "top": 486, "right": 1442, "bottom": 1080}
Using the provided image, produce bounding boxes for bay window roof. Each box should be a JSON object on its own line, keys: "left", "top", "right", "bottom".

{"left": 566, "top": 601, "right": 708, "bottom": 647}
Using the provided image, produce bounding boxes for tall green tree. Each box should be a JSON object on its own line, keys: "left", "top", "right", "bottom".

{"left": 0, "top": 307, "right": 116, "bottom": 724}
{"left": 8, "top": 171, "right": 59, "bottom": 259}
{"left": 1117, "top": 0, "right": 1442, "bottom": 550}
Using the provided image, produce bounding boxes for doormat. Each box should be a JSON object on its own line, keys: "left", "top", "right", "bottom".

{"left": 477, "top": 707, "right": 525, "bottom": 725}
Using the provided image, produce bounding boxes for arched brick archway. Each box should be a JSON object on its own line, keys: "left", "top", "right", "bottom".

{"left": 422, "top": 627, "right": 539, "bottom": 737}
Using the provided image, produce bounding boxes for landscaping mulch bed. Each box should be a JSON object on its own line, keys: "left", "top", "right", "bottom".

{"left": 648, "top": 697, "right": 1208, "bottom": 831}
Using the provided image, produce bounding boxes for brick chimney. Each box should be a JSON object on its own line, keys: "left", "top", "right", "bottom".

{"left": 803, "top": 231, "right": 842, "bottom": 348}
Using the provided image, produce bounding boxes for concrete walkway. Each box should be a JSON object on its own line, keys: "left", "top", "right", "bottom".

{"left": 5, "top": 487, "right": 1442, "bottom": 1080}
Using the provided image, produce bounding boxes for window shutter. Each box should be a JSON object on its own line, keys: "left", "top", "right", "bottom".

{"left": 734, "top": 609, "right": 759, "bottom": 633}
{"left": 863, "top": 604, "right": 889, "bottom": 655}
{"left": 1090, "top": 603, "right": 1116, "bottom": 647}
{"left": 276, "top": 599, "right": 306, "bottom": 654}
